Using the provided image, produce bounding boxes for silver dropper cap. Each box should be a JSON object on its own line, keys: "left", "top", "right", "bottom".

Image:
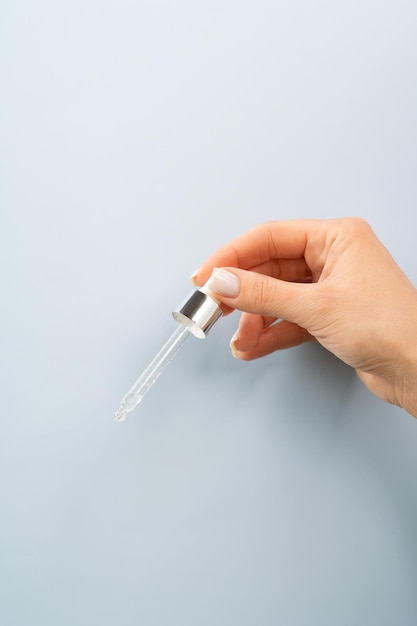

{"left": 172, "top": 288, "right": 222, "bottom": 339}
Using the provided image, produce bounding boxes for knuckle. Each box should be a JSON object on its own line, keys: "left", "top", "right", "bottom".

{"left": 252, "top": 276, "right": 278, "bottom": 314}
{"left": 341, "top": 216, "right": 373, "bottom": 237}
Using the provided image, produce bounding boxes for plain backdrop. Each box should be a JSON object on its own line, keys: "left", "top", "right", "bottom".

{"left": 1, "top": 1, "right": 417, "bottom": 625}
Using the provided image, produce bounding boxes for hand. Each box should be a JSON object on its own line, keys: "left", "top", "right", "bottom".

{"left": 192, "top": 218, "right": 417, "bottom": 418}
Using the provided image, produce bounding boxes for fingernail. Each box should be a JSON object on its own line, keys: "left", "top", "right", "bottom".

{"left": 209, "top": 268, "right": 240, "bottom": 298}
{"left": 190, "top": 268, "right": 200, "bottom": 285}
{"left": 230, "top": 329, "right": 240, "bottom": 358}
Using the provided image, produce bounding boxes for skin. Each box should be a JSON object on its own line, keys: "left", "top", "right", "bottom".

{"left": 192, "top": 217, "right": 417, "bottom": 418}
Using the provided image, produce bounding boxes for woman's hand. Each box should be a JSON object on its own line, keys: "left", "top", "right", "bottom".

{"left": 192, "top": 218, "right": 417, "bottom": 418}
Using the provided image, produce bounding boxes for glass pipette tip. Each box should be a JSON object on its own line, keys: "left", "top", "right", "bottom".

{"left": 114, "top": 325, "right": 190, "bottom": 422}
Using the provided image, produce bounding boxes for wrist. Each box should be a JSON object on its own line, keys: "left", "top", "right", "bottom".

{"left": 391, "top": 291, "right": 417, "bottom": 418}
{"left": 366, "top": 285, "right": 417, "bottom": 419}
{"left": 396, "top": 342, "right": 417, "bottom": 419}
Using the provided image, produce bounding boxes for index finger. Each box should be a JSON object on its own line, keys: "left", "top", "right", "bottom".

{"left": 193, "top": 219, "right": 316, "bottom": 286}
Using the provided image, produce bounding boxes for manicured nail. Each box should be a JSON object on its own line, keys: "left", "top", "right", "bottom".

{"left": 190, "top": 268, "right": 200, "bottom": 285}
{"left": 210, "top": 268, "right": 240, "bottom": 298}
{"left": 230, "top": 329, "right": 240, "bottom": 358}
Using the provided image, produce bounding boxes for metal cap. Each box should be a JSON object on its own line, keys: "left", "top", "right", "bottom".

{"left": 172, "top": 290, "right": 223, "bottom": 339}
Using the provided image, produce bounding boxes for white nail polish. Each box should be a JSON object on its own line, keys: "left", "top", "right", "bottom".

{"left": 230, "top": 329, "right": 239, "bottom": 345}
{"left": 190, "top": 268, "right": 200, "bottom": 285}
{"left": 210, "top": 268, "right": 240, "bottom": 298}
{"left": 230, "top": 329, "right": 240, "bottom": 358}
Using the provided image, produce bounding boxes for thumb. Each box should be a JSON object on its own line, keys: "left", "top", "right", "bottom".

{"left": 206, "top": 267, "right": 315, "bottom": 327}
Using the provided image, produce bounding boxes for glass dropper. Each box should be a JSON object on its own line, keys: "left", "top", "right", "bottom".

{"left": 114, "top": 282, "right": 223, "bottom": 422}
{"left": 114, "top": 325, "right": 190, "bottom": 422}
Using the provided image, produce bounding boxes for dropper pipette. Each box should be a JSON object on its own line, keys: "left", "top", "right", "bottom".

{"left": 114, "top": 325, "right": 189, "bottom": 422}
{"left": 114, "top": 283, "right": 222, "bottom": 422}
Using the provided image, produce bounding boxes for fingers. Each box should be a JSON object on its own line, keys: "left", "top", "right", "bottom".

{"left": 192, "top": 259, "right": 312, "bottom": 319}
{"left": 248, "top": 258, "right": 312, "bottom": 283}
{"left": 231, "top": 312, "right": 276, "bottom": 353}
{"left": 231, "top": 317, "right": 314, "bottom": 360}
{"left": 205, "top": 266, "right": 316, "bottom": 328}
{"left": 192, "top": 219, "right": 320, "bottom": 286}
{"left": 193, "top": 257, "right": 312, "bottom": 289}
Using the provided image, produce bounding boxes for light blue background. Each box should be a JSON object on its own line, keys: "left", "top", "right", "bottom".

{"left": 1, "top": 1, "right": 417, "bottom": 624}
